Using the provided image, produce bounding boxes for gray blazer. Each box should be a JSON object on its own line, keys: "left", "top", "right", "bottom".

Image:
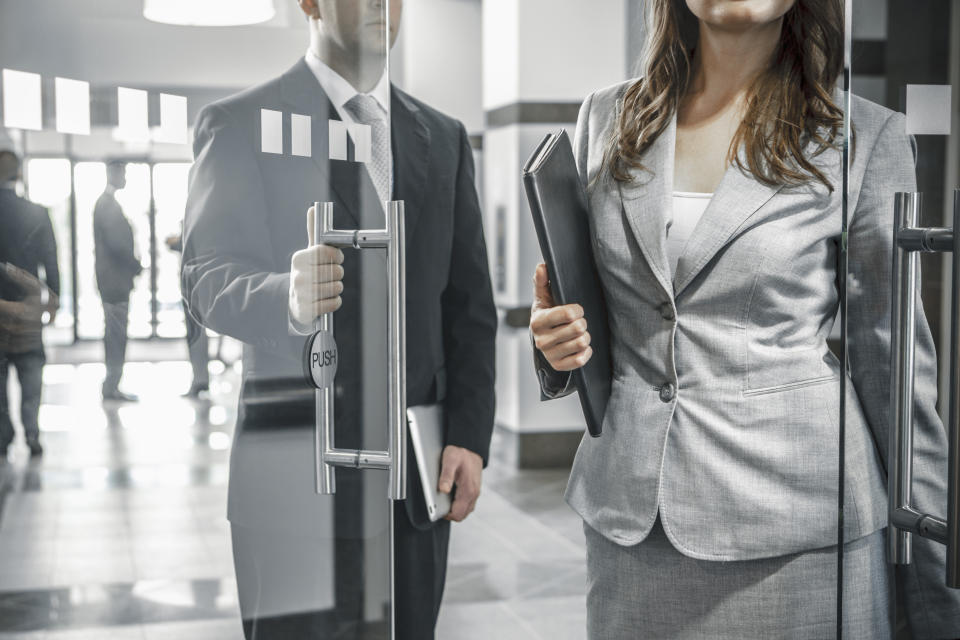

{"left": 537, "top": 80, "right": 951, "bottom": 564}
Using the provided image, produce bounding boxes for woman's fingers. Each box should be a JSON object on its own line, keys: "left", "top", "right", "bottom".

{"left": 542, "top": 329, "right": 592, "bottom": 363}
{"left": 530, "top": 303, "right": 584, "bottom": 334}
{"left": 546, "top": 345, "right": 594, "bottom": 372}
{"left": 532, "top": 263, "right": 555, "bottom": 310}
{"left": 532, "top": 317, "right": 589, "bottom": 353}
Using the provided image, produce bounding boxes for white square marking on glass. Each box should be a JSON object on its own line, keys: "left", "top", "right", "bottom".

{"left": 260, "top": 108, "right": 283, "bottom": 154}
{"left": 906, "top": 84, "right": 952, "bottom": 136}
{"left": 3, "top": 69, "right": 42, "bottom": 131}
{"left": 348, "top": 123, "right": 372, "bottom": 163}
{"left": 329, "top": 119, "right": 348, "bottom": 161}
{"left": 291, "top": 114, "right": 311, "bottom": 157}
{"left": 55, "top": 77, "right": 90, "bottom": 135}
{"left": 156, "top": 93, "right": 188, "bottom": 144}
{"left": 117, "top": 87, "right": 150, "bottom": 142}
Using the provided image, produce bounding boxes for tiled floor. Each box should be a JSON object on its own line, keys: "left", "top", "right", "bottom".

{"left": 0, "top": 345, "right": 587, "bottom": 639}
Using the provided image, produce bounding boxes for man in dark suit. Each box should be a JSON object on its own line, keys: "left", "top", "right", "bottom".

{"left": 0, "top": 150, "right": 60, "bottom": 459}
{"left": 181, "top": 1, "right": 496, "bottom": 638}
{"left": 93, "top": 160, "right": 142, "bottom": 402}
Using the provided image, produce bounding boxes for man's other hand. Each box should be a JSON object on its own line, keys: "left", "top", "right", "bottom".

{"left": 438, "top": 445, "right": 483, "bottom": 522}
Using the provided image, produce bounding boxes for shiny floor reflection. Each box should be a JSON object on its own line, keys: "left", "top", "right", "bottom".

{"left": 0, "top": 342, "right": 586, "bottom": 639}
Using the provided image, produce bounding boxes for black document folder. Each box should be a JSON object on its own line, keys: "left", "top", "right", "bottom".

{"left": 522, "top": 129, "right": 611, "bottom": 438}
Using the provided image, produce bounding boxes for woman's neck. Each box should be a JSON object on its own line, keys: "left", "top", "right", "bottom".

{"left": 688, "top": 17, "right": 783, "bottom": 103}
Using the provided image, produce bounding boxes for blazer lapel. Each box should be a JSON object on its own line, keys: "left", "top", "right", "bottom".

{"left": 617, "top": 113, "right": 675, "bottom": 298}
{"left": 279, "top": 59, "right": 364, "bottom": 229}
{"left": 672, "top": 151, "right": 783, "bottom": 298}
{"left": 390, "top": 88, "right": 430, "bottom": 237}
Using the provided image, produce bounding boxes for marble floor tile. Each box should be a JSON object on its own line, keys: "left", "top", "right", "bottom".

{"left": 1, "top": 355, "right": 591, "bottom": 638}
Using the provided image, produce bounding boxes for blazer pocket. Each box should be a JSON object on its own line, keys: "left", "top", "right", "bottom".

{"left": 744, "top": 341, "right": 838, "bottom": 395}
{"left": 741, "top": 374, "right": 837, "bottom": 397}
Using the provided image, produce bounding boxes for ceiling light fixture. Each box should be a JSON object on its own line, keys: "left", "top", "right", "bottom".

{"left": 143, "top": 0, "right": 275, "bottom": 27}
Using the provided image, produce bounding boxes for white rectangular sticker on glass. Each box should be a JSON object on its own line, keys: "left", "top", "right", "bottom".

{"left": 291, "top": 114, "right": 311, "bottom": 157}
{"left": 348, "top": 123, "right": 372, "bottom": 163}
{"left": 55, "top": 77, "right": 90, "bottom": 135}
{"left": 260, "top": 108, "right": 283, "bottom": 154}
{"left": 117, "top": 87, "right": 149, "bottom": 142}
{"left": 3, "top": 69, "right": 42, "bottom": 131}
{"left": 329, "top": 119, "right": 348, "bottom": 161}
{"left": 905, "top": 84, "right": 952, "bottom": 135}
{"left": 156, "top": 93, "right": 188, "bottom": 144}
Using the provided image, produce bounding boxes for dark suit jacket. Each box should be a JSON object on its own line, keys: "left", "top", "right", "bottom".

{"left": 181, "top": 59, "right": 496, "bottom": 531}
{"left": 93, "top": 191, "right": 141, "bottom": 302}
{"left": 0, "top": 187, "right": 60, "bottom": 299}
{"left": 0, "top": 186, "right": 60, "bottom": 353}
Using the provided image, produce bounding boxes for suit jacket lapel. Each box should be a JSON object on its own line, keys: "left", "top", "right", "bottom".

{"left": 617, "top": 113, "right": 675, "bottom": 298}
{"left": 672, "top": 151, "right": 783, "bottom": 298}
{"left": 280, "top": 58, "right": 365, "bottom": 229}
{"left": 390, "top": 88, "right": 430, "bottom": 237}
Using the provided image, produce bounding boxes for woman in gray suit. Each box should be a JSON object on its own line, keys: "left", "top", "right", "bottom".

{"left": 530, "top": 0, "right": 959, "bottom": 637}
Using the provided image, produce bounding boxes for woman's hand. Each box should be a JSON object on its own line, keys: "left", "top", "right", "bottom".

{"left": 289, "top": 205, "right": 346, "bottom": 326}
{"left": 529, "top": 263, "right": 593, "bottom": 371}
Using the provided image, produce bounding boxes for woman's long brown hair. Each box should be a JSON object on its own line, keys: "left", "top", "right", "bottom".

{"left": 608, "top": 0, "right": 844, "bottom": 191}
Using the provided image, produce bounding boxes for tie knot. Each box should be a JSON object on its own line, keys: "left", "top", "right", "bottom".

{"left": 344, "top": 93, "right": 385, "bottom": 126}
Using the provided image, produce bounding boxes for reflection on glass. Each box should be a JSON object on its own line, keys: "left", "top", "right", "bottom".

{"left": 1, "top": 69, "right": 42, "bottom": 131}
{"left": 74, "top": 161, "right": 106, "bottom": 340}
{"left": 25, "top": 158, "right": 73, "bottom": 345}
{"left": 845, "top": 0, "right": 960, "bottom": 634}
{"left": 154, "top": 163, "right": 191, "bottom": 338}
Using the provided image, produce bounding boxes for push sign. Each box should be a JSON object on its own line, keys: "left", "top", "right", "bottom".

{"left": 304, "top": 329, "right": 338, "bottom": 389}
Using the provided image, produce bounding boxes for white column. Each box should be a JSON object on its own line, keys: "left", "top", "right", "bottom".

{"left": 393, "top": 0, "right": 483, "bottom": 134}
{"left": 483, "top": 0, "right": 629, "bottom": 438}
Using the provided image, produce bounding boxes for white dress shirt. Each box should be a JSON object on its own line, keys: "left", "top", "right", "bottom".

{"left": 304, "top": 48, "right": 393, "bottom": 195}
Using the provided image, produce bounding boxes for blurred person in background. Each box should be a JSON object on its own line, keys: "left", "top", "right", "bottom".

{"left": 94, "top": 160, "right": 142, "bottom": 403}
{"left": 0, "top": 149, "right": 60, "bottom": 460}
{"left": 166, "top": 229, "right": 210, "bottom": 398}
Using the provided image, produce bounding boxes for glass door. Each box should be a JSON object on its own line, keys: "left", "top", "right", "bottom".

{"left": 844, "top": 0, "right": 960, "bottom": 636}
{"left": 153, "top": 162, "right": 191, "bottom": 338}
{"left": 23, "top": 157, "right": 73, "bottom": 346}
{"left": 176, "top": 2, "right": 399, "bottom": 637}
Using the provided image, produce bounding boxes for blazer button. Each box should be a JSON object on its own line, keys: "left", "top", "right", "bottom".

{"left": 659, "top": 382, "right": 676, "bottom": 403}
{"left": 660, "top": 303, "right": 675, "bottom": 321}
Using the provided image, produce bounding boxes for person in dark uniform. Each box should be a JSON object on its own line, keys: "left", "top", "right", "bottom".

{"left": 0, "top": 150, "right": 60, "bottom": 459}
{"left": 181, "top": 0, "right": 497, "bottom": 637}
{"left": 93, "top": 160, "right": 142, "bottom": 402}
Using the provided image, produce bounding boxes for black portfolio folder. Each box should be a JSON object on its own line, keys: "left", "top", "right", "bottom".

{"left": 522, "top": 130, "right": 611, "bottom": 438}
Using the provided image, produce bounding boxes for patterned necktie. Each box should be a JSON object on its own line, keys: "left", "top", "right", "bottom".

{"left": 344, "top": 93, "right": 392, "bottom": 210}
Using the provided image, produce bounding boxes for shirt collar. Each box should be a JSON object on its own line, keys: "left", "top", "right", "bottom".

{"left": 304, "top": 49, "right": 391, "bottom": 118}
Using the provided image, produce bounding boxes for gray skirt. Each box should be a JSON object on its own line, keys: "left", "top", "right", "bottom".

{"left": 585, "top": 517, "right": 890, "bottom": 640}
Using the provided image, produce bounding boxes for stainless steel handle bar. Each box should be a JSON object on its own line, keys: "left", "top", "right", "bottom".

{"left": 888, "top": 189, "right": 960, "bottom": 589}
{"left": 312, "top": 201, "right": 407, "bottom": 501}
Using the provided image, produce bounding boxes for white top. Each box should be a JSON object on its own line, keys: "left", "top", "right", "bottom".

{"left": 666, "top": 191, "right": 713, "bottom": 278}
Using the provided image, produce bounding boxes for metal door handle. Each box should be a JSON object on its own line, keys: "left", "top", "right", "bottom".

{"left": 888, "top": 189, "right": 960, "bottom": 588}
{"left": 308, "top": 201, "right": 407, "bottom": 501}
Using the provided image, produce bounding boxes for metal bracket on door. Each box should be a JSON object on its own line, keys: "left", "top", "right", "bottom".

{"left": 889, "top": 189, "right": 960, "bottom": 588}
{"left": 305, "top": 200, "right": 407, "bottom": 501}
